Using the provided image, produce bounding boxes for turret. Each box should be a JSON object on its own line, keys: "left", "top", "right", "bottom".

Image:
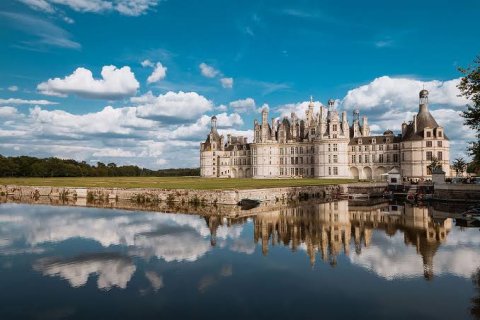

{"left": 261, "top": 107, "right": 268, "bottom": 125}
{"left": 211, "top": 115, "right": 217, "bottom": 131}
{"left": 419, "top": 89, "right": 429, "bottom": 111}
{"left": 328, "top": 99, "right": 335, "bottom": 111}
{"left": 306, "top": 96, "right": 315, "bottom": 126}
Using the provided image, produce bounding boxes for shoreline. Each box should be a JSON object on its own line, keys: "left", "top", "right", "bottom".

{"left": 0, "top": 183, "right": 387, "bottom": 205}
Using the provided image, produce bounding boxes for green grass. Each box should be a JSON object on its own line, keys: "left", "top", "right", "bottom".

{"left": 0, "top": 176, "right": 355, "bottom": 190}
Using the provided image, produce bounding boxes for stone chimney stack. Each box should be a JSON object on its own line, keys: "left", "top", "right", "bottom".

{"left": 401, "top": 122, "right": 407, "bottom": 137}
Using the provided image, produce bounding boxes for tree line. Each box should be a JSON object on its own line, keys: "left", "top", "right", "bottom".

{"left": 0, "top": 155, "right": 200, "bottom": 177}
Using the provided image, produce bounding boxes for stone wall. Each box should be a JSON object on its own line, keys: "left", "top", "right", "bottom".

{"left": 433, "top": 184, "right": 480, "bottom": 202}
{"left": 0, "top": 184, "right": 347, "bottom": 206}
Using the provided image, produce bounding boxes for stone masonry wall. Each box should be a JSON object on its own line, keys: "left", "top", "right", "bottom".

{"left": 0, "top": 184, "right": 347, "bottom": 205}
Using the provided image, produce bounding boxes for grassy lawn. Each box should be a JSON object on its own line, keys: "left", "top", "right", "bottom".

{"left": 0, "top": 177, "right": 355, "bottom": 190}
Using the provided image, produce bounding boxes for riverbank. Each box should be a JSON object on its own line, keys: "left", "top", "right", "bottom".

{"left": 0, "top": 182, "right": 386, "bottom": 205}
{"left": 0, "top": 177, "right": 354, "bottom": 190}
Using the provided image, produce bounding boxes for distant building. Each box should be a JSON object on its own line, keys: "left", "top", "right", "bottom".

{"left": 200, "top": 90, "right": 450, "bottom": 180}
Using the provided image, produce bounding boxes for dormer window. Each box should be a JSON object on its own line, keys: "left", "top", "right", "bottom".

{"left": 372, "top": 138, "right": 376, "bottom": 144}
{"left": 438, "top": 130, "right": 443, "bottom": 138}
{"left": 426, "top": 131, "right": 432, "bottom": 138}
{"left": 358, "top": 139, "right": 362, "bottom": 145}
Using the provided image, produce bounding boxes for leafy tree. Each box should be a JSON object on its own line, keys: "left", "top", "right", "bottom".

{"left": 452, "top": 157, "right": 467, "bottom": 176}
{"left": 458, "top": 56, "right": 480, "bottom": 165}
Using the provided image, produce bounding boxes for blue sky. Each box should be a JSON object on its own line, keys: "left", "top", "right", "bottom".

{"left": 0, "top": 0, "right": 479, "bottom": 168}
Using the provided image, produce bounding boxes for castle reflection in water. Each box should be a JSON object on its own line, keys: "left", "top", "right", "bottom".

{"left": 206, "top": 200, "right": 451, "bottom": 280}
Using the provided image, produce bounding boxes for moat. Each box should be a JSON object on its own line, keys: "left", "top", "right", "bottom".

{"left": 0, "top": 200, "right": 479, "bottom": 319}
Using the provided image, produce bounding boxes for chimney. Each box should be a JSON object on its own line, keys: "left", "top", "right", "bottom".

{"left": 401, "top": 122, "right": 407, "bottom": 136}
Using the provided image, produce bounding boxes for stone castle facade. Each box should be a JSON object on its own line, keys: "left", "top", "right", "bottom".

{"left": 200, "top": 90, "right": 450, "bottom": 180}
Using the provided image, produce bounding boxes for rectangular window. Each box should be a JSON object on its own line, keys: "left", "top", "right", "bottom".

{"left": 333, "top": 155, "right": 338, "bottom": 163}
{"left": 328, "top": 167, "right": 331, "bottom": 175}
{"left": 379, "top": 154, "right": 384, "bottom": 163}
{"left": 328, "top": 144, "right": 331, "bottom": 152}
{"left": 333, "top": 124, "right": 337, "bottom": 131}
{"left": 372, "top": 154, "right": 376, "bottom": 163}
{"left": 426, "top": 141, "right": 432, "bottom": 147}
{"left": 365, "top": 155, "right": 369, "bottom": 163}
{"left": 280, "top": 158, "right": 284, "bottom": 165}
{"left": 300, "top": 147, "right": 303, "bottom": 154}
{"left": 438, "top": 131, "right": 443, "bottom": 137}
{"left": 333, "top": 167, "right": 338, "bottom": 175}
{"left": 364, "top": 145, "right": 368, "bottom": 151}
{"left": 426, "top": 151, "right": 432, "bottom": 161}
{"left": 359, "top": 156, "right": 362, "bottom": 163}
{"left": 387, "top": 154, "right": 391, "bottom": 162}
{"left": 291, "top": 157, "right": 294, "bottom": 164}
{"left": 438, "top": 151, "right": 443, "bottom": 160}
{"left": 291, "top": 147, "right": 294, "bottom": 154}
{"left": 352, "top": 155, "right": 356, "bottom": 163}
{"left": 328, "top": 155, "right": 331, "bottom": 163}
{"left": 437, "top": 141, "right": 442, "bottom": 147}
{"left": 393, "top": 154, "right": 399, "bottom": 162}
{"left": 427, "top": 131, "right": 432, "bottom": 137}
{"left": 379, "top": 145, "right": 384, "bottom": 151}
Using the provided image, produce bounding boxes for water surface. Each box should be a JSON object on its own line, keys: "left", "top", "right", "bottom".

{"left": 0, "top": 201, "right": 479, "bottom": 319}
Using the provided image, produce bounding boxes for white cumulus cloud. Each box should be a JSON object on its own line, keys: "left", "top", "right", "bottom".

{"left": 146, "top": 62, "right": 167, "bottom": 83}
{"left": 133, "top": 91, "right": 213, "bottom": 121}
{"left": 229, "top": 98, "right": 256, "bottom": 113}
{"left": 199, "top": 63, "right": 219, "bottom": 78}
{"left": 220, "top": 77, "right": 233, "bottom": 88}
{"left": 342, "top": 76, "right": 469, "bottom": 111}
{"left": 37, "top": 65, "right": 140, "bottom": 100}
{"left": 168, "top": 112, "right": 244, "bottom": 140}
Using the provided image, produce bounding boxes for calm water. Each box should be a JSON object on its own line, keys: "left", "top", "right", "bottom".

{"left": 0, "top": 201, "right": 479, "bottom": 319}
